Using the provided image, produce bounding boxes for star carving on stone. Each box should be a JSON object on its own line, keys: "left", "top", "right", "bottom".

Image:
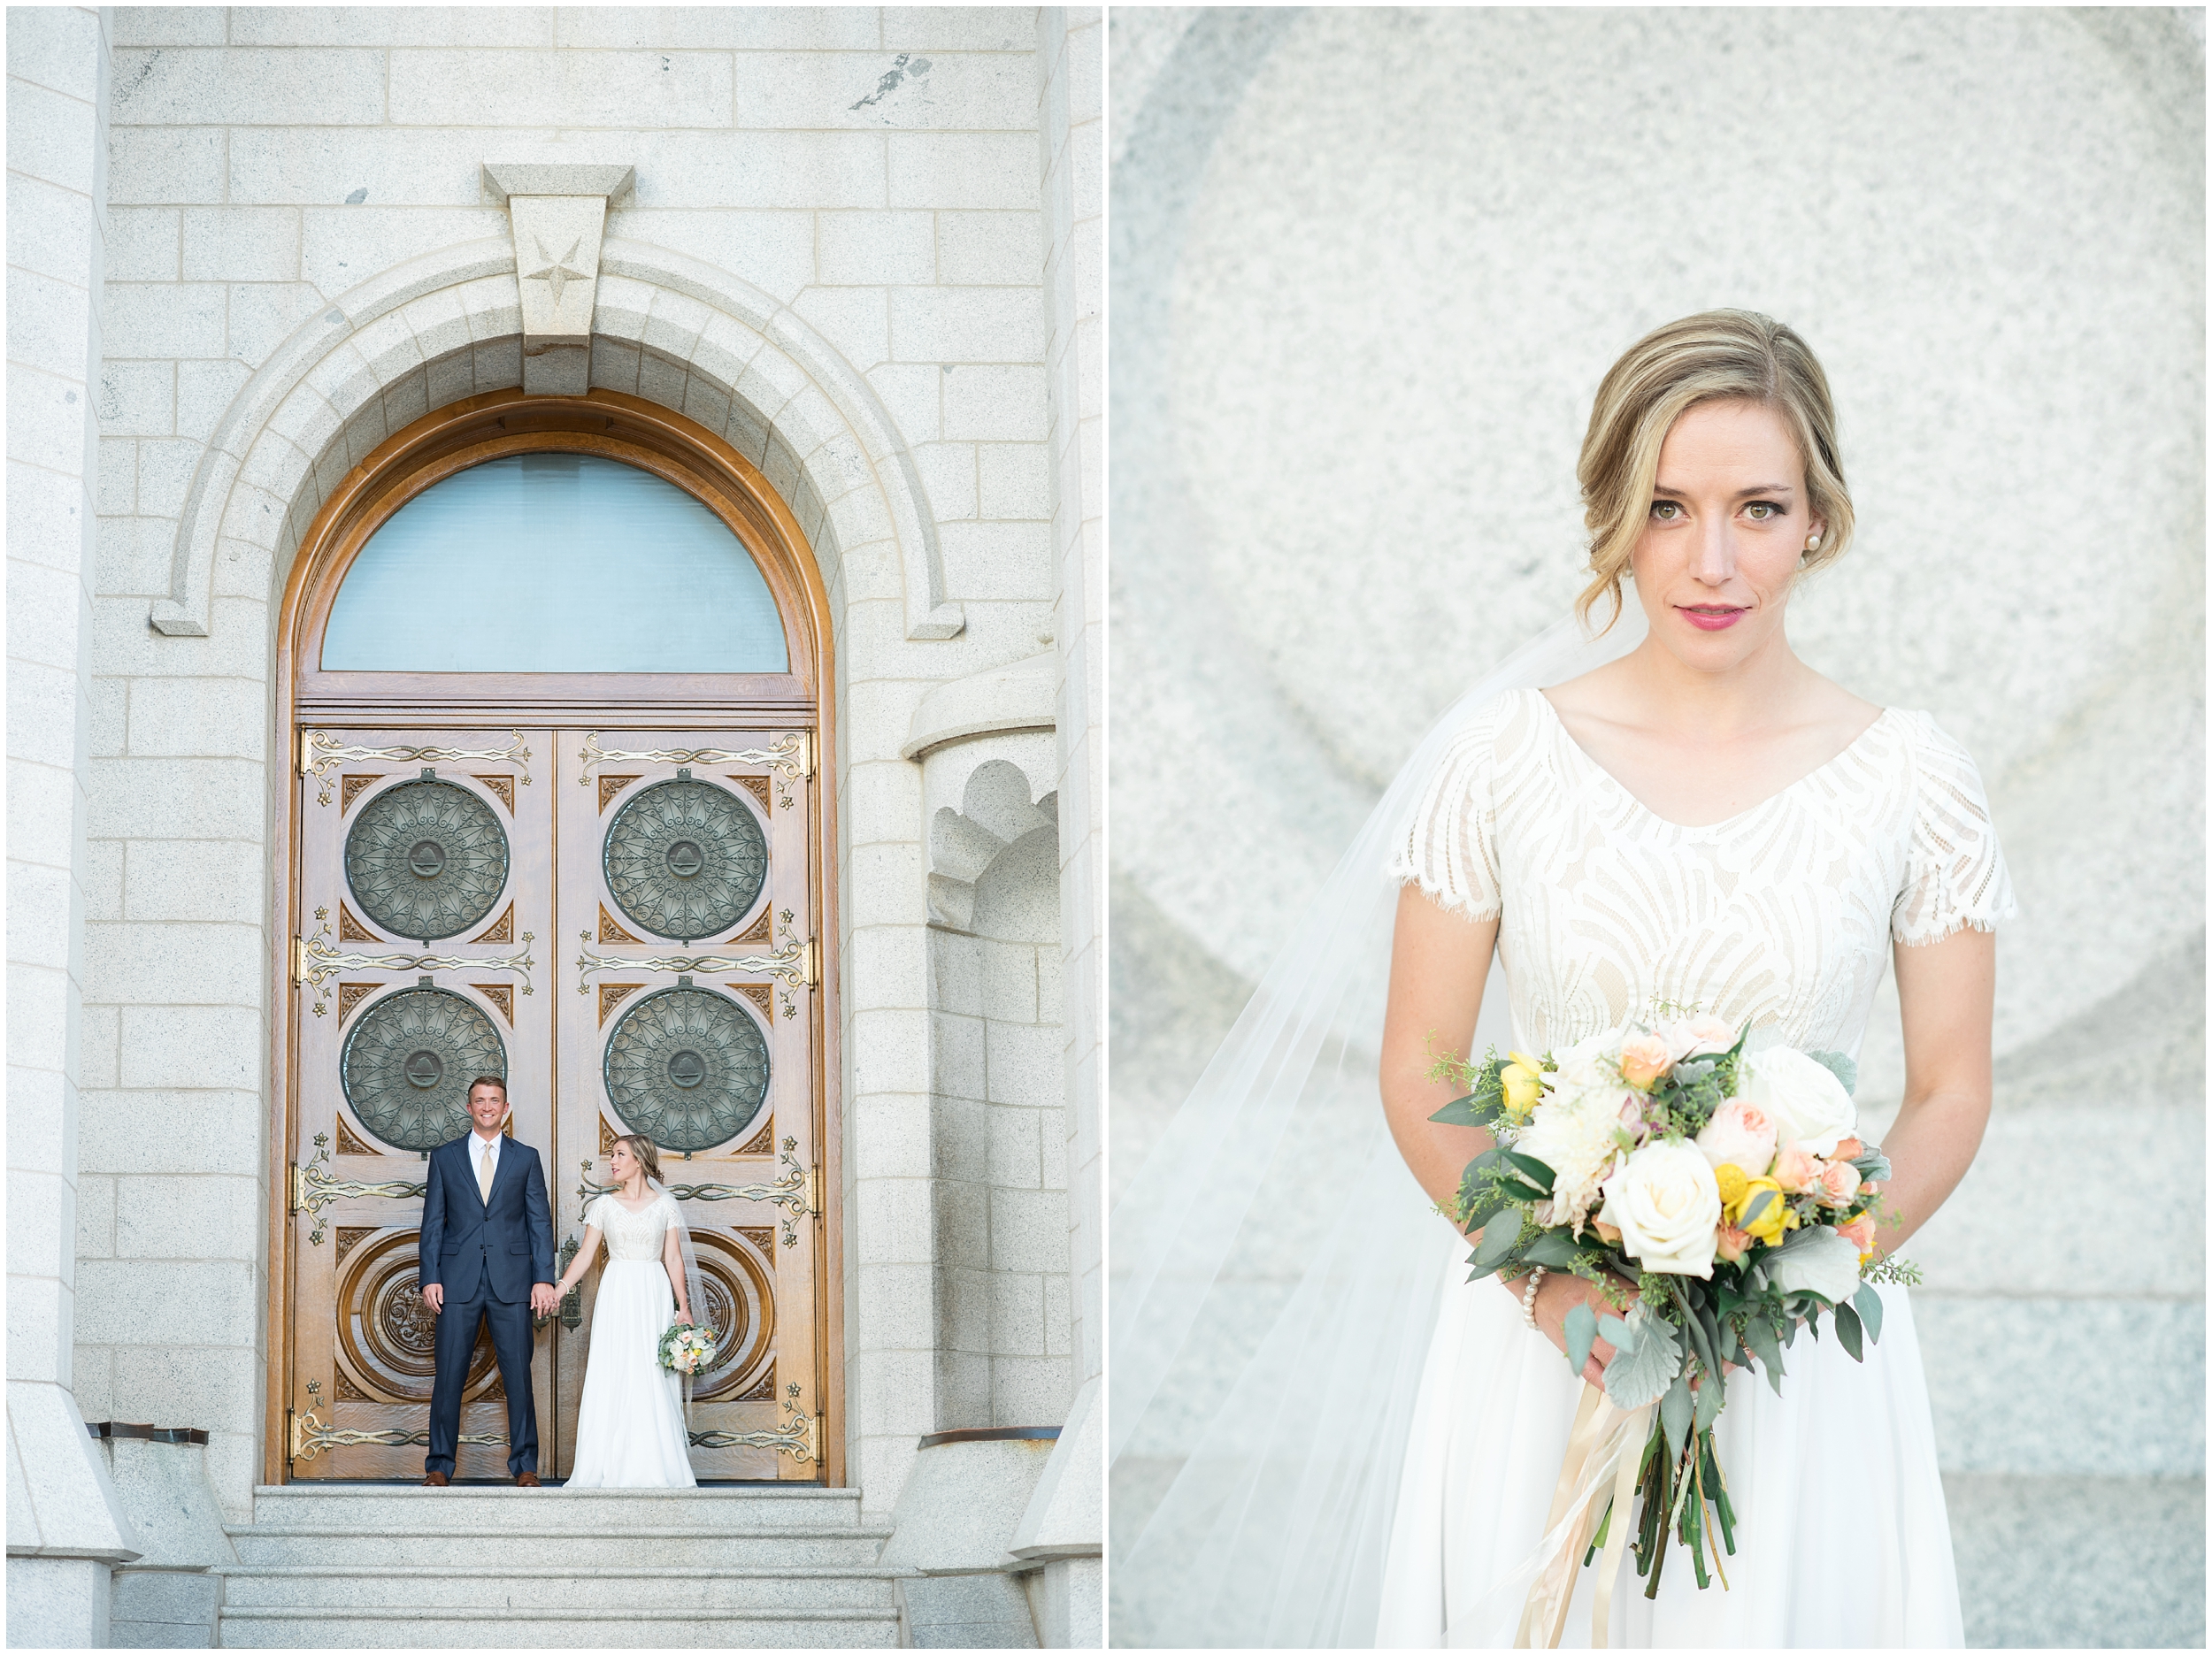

{"left": 521, "top": 234, "right": 590, "bottom": 309}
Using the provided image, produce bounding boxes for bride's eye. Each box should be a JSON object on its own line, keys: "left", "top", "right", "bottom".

{"left": 1649, "top": 500, "right": 1684, "bottom": 522}
{"left": 1744, "top": 501, "right": 1786, "bottom": 522}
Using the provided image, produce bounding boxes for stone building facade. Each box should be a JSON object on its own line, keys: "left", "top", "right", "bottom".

{"left": 9, "top": 6, "right": 1102, "bottom": 1646}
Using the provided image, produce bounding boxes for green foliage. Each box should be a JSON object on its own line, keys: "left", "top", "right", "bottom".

{"left": 1860, "top": 1254, "right": 1923, "bottom": 1288}
{"left": 1853, "top": 1280, "right": 1886, "bottom": 1342}
{"left": 1563, "top": 1300, "right": 1597, "bottom": 1378}
{"left": 1833, "top": 1299, "right": 1864, "bottom": 1360}
{"left": 1805, "top": 1049, "right": 1858, "bottom": 1097}
{"left": 1601, "top": 1302, "right": 1683, "bottom": 1409}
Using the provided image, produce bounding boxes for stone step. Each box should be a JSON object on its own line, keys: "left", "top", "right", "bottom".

{"left": 250, "top": 1483, "right": 864, "bottom": 1530}
{"left": 218, "top": 1564, "right": 906, "bottom": 1613}
{"left": 227, "top": 1524, "right": 893, "bottom": 1570}
{"left": 217, "top": 1604, "right": 902, "bottom": 1648}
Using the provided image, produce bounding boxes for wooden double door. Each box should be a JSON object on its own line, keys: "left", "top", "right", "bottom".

{"left": 285, "top": 725, "right": 824, "bottom": 1481}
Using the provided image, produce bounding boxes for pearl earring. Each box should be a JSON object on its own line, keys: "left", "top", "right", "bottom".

{"left": 1805, "top": 534, "right": 1821, "bottom": 551}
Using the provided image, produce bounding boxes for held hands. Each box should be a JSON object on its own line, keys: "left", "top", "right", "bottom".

{"left": 529, "top": 1282, "right": 560, "bottom": 1317}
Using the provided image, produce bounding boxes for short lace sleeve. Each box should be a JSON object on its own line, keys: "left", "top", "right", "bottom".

{"left": 583, "top": 1194, "right": 613, "bottom": 1233}
{"left": 1387, "top": 697, "right": 1507, "bottom": 921}
{"left": 1893, "top": 714, "right": 2019, "bottom": 945}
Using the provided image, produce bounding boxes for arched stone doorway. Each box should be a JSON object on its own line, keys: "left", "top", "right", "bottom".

{"left": 269, "top": 388, "right": 841, "bottom": 1484}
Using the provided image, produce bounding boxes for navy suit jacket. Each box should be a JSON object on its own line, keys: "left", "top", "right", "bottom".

{"left": 418, "top": 1131, "right": 556, "bottom": 1305}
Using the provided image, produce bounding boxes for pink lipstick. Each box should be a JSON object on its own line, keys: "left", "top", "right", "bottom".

{"left": 1679, "top": 605, "right": 1746, "bottom": 632}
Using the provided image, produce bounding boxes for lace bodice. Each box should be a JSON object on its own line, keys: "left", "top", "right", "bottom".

{"left": 1390, "top": 688, "right": 2016, "bottom": 1058}
{"left": 586, "top": 1191, "right": 679, "bottom": 1261}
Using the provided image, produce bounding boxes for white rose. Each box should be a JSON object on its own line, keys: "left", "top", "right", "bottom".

{"left": 1761, "top": 1225, "right": 1863, "bottom": 1304}
{"left": 1596, "top": 1142, "right": 1721, "bottom": 1277}
{"left": 1547, "top": 1029, "right": 1624, "bottom": 1100}
{"left": 1737, "top": 1046, "right": 1857, "bottom": 1157}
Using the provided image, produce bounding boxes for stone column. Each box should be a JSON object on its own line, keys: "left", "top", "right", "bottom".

{"left": 6, "top": 7, "right": 144, "bottom": 1644}
{"left": 1012, "top": 8, "right": 1104, "bottom": 1646}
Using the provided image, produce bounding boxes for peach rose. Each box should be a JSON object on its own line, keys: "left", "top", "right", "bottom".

{"left": 1770, "top": 1143, "right": 1818, "bottom": 1193}
{"left": 1619, "top": 1033, "right": 1673, "bottom": 1091}
{"left": 1663, "top": 1015, "right": 1738, "bottom": 1061}
{"left": 1714, "top": 1223, "right": 1754, "bottom": 1264}
{"left": 1694, "top": 1097, "right": 1778, "bottom": 1180}
{"left": 1832, "top": 1136, "right": 1865, "bottom": 1163}
{"left": 1594, "top": 1221, "right": 1622, "bottom": 1247}
{"left": 1816, "top": 1161, "right": 1862, "bottom": 1209}
{"left": 1835, "top": 1214, "right": 1878, "bottom": 1259}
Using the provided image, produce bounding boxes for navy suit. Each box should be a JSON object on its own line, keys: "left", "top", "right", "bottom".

{"left": 418, "top": 1130, "right": 556, "bottom": 1476}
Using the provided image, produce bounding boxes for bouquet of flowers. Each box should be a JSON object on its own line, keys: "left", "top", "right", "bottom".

{"left": 657, "top": 1321, "right": 718, "bottom": 1376}
{"left": 1432, "top": 1011, "right": 1918, "bottom": 1603}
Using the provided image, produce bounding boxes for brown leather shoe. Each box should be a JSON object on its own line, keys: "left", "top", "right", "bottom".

{"left": 421, "top": 1472, "right": 449, "bottom": 1487}
{"left": 514, "top": 1471, "right": 541, "bottom": 1488}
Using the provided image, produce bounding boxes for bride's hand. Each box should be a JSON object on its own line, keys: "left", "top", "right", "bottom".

{"left": 1517, "top": 1270, "right": 1639, "bottom": 1389}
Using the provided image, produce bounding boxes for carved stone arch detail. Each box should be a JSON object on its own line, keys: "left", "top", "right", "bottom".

{"left": 926, "top": 760, "right": 1060, "bottom": 936}
{"left": 151, "top": 234, "right": 961, "bottom": 644}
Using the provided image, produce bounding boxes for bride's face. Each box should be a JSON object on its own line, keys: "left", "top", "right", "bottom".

{"left": 1628, "top": 398, "right": 1824, "bottom": 670}
{"left": 609, "top": 1143, "right": 637, "bottom": 1184}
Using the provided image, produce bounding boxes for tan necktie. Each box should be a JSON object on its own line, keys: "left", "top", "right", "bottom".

{"left": 476, "top": 1139, "right": 495, "bottom": 1205}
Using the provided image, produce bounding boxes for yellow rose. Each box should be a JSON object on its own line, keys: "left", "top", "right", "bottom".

{"left": 1501, "top": 1052, "right": 1546, "bottom": 1120}
{"left": 1711, "top": 1163, "right": 1748, "bottom": 1207}
{"left": 1728, "top": 1176, "right": 1797, "bottom": 1244}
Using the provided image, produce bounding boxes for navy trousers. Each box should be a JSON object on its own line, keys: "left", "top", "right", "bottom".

{"left": 426, "top": 1283, "right": 538, "bottom": 1477}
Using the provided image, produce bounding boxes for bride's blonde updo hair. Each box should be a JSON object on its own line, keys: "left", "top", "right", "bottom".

{"left": 1576, "top": 309, "right": 1855, "bottom": 629}
{"left": 613, "top": 1133, "right": 664, "bottom": 1185}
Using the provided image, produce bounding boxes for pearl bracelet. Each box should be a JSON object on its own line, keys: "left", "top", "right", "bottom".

{"left": 1520, "top": 1266, "right": 1548, "bottom": 1329}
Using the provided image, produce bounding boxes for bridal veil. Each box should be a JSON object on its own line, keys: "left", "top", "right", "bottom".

{"left": 1110, "top": 605, "right": 1648, "bottom": 1646}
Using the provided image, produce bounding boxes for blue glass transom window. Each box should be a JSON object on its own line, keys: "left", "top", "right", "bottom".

{"left": 321, "top": 453, "right": 790, "bottom": 673}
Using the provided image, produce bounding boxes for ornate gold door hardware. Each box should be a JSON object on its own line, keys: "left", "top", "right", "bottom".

{"left": 290, "top": 1136, "right": 427, "bottom": 1245}
{"left": 295, "top": 923, "right": 537, "bottom": 1010}
{"left": 289, "top": 1407, "right": 505, "bottom": 1461}
{"left": 301, "top": 730, "right": 533, "bottom": 805}
{"left": 574, "top": 937, "right": 816, "bottom": 991}
{"left": 689, "top": 1385, "right": 820, "bottom": 1462}
{"left": 578, "top": 1140, "right": 819, "bottom": 1245}
{"left": 577, "top": 731, "right": 813, "bottom": 787}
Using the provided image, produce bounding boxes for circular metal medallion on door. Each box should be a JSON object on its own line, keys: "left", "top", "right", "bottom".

{"left": 603, "top": 773, "right": 766, "bottom": 943}
{"left": 603, "top": 984, "right": 770, "bottom": 1153}
{"left": 341, "top": 986, "right": 507, "bottom": 1152}
{"left": 344, "top": 778, "right": 510, "bottom": 941}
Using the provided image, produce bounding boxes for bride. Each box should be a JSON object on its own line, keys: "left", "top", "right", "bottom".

{"left": 1110, "top": 310, "right": 2013, "bottom": 1646}
{"left": 550, "top": 1134, "right": 700, "bottom": 1489}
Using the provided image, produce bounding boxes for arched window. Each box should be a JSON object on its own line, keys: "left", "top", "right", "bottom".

{"left": 320, "top": 452, "right": 790, "bottom": 675}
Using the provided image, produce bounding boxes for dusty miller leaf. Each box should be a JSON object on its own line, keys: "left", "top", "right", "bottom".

{"left": 1805, "top": 1049, "right": 1858, "bottom": 1097}
{"left": 1563, "top": 1301, "right": 1598, "bottom": 1378}
{"left": 1601, "top": 1302, "right": 1682, "bottom": 1409}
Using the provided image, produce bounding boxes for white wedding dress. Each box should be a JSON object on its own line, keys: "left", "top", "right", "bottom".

{"left": 1376, "top": 687, "right": 2016, "bottom": 1647}
{"left": 564, "top": 1191, "right": 697, "bottom": 1489}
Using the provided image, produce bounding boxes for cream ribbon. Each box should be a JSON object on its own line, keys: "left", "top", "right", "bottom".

{"left": 1514, "top": 1382, "right": 1655, "bottom": 1650}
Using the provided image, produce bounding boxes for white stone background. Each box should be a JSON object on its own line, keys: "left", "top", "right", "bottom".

{"left": 1108, "top": 8, "right": 2202, "bottom": 1647}
{"left": 4, "top": 4, "right": 1102, "bottom": 1580}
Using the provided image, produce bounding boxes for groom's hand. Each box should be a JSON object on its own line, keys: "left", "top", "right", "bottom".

{"left": 529, "top": 1282, "right": 559, "bottom": 1316}
{"left": 419, "top": 1283, "right": 443, "bottom": 1314}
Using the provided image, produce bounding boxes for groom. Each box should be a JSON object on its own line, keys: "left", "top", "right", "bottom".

{"left": 417, "top": 1075, "right": 557, "bottom": 1485}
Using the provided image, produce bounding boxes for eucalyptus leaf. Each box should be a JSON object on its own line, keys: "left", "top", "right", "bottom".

{"left": 1520, "top": 1230, "right": 1584, "bottom": 1269}
{"left": 1854, "top": 1281, "right": 1886, "bottom": 1343}
{"left": 1502, "top": 1150, "right": 1556, "bottom": 1195}
{"left": 1659, "top": 1373, "right": 1693, "bottom": 1464}
{"left": 1852, "top": 1151, "right": 1893, "bottom": 1183}
{"left": 1601, "top": 1303, "right": 1682, "bottom": 1409}
{"left": 1740, "top": 1314, "right": 1786, "bottom": 1397}
{"left": 1431, "top": 1092, "right": 1504, "bottom": 1130}
{"left": 1833, "top": 1299, "right": 1865, "bottom": 1361}
{"left": 1805, "top": 1050, "right": 1858, "bottom": 1097}
{"left": 1597, "top": 1313, "right": 1634, "bottom": 1353}
{"left": 1471, "top": 1217, "right": 1523, "bottom": 1272}
{"left": 1563, "top": 1301, "right": 1598, "bottom": 1378}
{"left": 1693, "top": 1367, "right": 1725, "bottom": 1433}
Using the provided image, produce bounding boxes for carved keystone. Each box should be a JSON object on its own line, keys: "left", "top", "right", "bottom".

{"left": 482, "top": 163, "right": 636, "bottom": 395}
